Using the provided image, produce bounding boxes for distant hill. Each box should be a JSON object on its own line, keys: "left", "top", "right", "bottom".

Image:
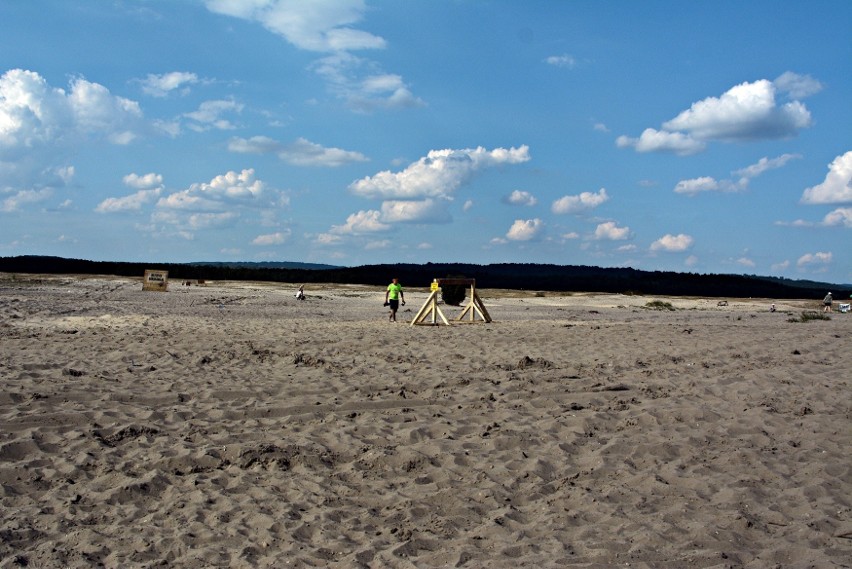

{"left": 1, "top": 255, "right": 849, "bottom": 301}
{"left": 189, "top": 261, "right": 340, "bottom": 270}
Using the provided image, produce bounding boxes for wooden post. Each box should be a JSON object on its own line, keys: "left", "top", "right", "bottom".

{"left": 411, "top": 278, "right": 491, "bottom": 326}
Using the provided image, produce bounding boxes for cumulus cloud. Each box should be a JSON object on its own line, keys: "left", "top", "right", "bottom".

{"left": 350, "top": 146, "right": 530, "bottom": 200}
{"left": 504, "top": 190, "right": 537, "bottom": 206}
{"left": 138, "top": 71, "right": 199, "bottom": 97}
{"left": 797, "top": 251, "right": 832, "bottom": 270}
{"left": 733, "top": 153, "right": 801, "bottom": 180}
{"left": 616, "top": 129, "right": 705, "bottom": 156}
{"left": 800, "top": 151, "right": 852, "bottom": 204}
{"left": 330, "top": 209, "right": 391, "bottom": 234}
{"left": 157, "top": 169, "right": 266, "bottom": 212}
{"left": 229, "top": 135, "right": 368, "bottom": 167}
{"left": 96, "top": 179, "right": 162, "bottom": 213}
{"left": 821, "top": 207, "right": 852, "bottom": 228}
{"left": 618, "top": 74, "right": 817, "bottom": 154}
{"left": 551, "top": 188, "right": 609, "bottom": 214}
{"left": 506, "top": 218, "right": 544, "bottom": 241}
{"left": 736, "top": 257, "right": 756, "bottom": 268}
{"left": 650, "top": 233, "right": 694, "bottom": 252}
{"left": 380, "top": 199, "right": 451, "bottom": 224}
{"left": 123, "top": 172, "right": 164, "bottom": 190}
{"left": 315, "top": 233, "right": 343, "bottom": 245}
{"left": 594, "top": 221, "right": 631, "bottom": 241}
{"left": 0, "top": 69, "right": 143, "bottom": 196}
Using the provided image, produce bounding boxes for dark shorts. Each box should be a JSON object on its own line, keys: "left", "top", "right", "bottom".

{"left": 389, "top": 299, "right": 399, "bottom": 310}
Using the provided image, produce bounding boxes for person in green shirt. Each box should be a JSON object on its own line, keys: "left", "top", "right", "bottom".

{"left": 384, "top": 277, "right": 405, "bottom": 322}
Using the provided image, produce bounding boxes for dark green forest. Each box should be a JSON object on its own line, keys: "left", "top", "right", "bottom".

{"left": 1, "top": 255, "right": 848, "bottom": 300}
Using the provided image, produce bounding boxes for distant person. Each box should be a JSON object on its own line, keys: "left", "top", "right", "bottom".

{"left": 384, "top": 277, "right": 405, "bottom": 322}
{"left": 823, "top": 292, "right": 832, "bottom": 313}
{"left": 770, "top": 303, "right": 776, "bottom": 312}
{"left": 295, "top": 284, "right": 305, "bottom": 301}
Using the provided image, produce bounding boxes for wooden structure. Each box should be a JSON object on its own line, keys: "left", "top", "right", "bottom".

{"left": 142, "top": 269, "right": 169, "bottom": 292}
{"left": 411, "top": 278, "right": 492, "bottom": 326}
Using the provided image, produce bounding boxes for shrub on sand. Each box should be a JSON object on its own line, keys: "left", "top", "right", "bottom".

{"left": 788, "top": 311, "right": 830, "bottom": 323}
{"left": 644, "top": 300, "right": 675, "bottom": 311}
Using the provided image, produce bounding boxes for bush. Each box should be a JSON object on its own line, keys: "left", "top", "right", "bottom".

{"left": 644, "top": 300, "right": 675, "bottom": 311}
{"left": 441, "top": 276, "right": 467, "bottom": 306}
{"left": 788, "top": 311, "right": 830, "bottom": 323}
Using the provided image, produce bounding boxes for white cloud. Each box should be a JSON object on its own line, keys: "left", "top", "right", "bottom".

{"left": 330, "top": 209, "right": 391, "bottom": 234}
{"left": 349, "top": 145, "right": 530, "bottom": 200}
{"left": 662, "top": 79, "right": 812, "bottom": 141}
{"left": 594, "top": 221, "right": 631, "bottom": 241}
{"left": 462, "top": 199, "right": 474, "bottom": 212}
{"left": 675, "top": 153, "right": 801, "bottom": 196}
{"left": 123, "top": 172, "right": 164, "bottom": 190}
{"left": 650, "top": 233, "right": 693, "bottom": 252}
{"left": 312, "top": 52, "right": 425, "bottom": 112}
{"left": 733, "top": 153, "right": 801, "bottom": 179}
{"left": 1, "top": 189, "right": 52, "bottom": 212}
{"left": 506, "top": 218, "right": 544, "bottom": 241}
{"left": 315, "top": 233, "right": 343, "bottom": 245}
{"left": 736, "top": 257, "right": 756, "bottom": 268}
{"left": 504, "top": 190, "right": 537, "bottom": 206}
{"left": 774, "top": 71, "right": 823, "bottom": 100}
{"left": 771, "top": 260, "right": 790, "bottom": 271}
{"left": 139, "top": 71, "right": 199, "bottom": 97}
{"left": 205, "top": 0, "right": 385, "bottom": 52}
{"left": 96, "top": 188, "right": 161, "bottom": 213}
{"left": 158, "top": 169, "right": 266, "bottom": 212}
{"left": 685, "top": 255, "right": 699, "bottom": 267}
{"left": 416, "top": 242, "right": 432, "bottom": 250}
{"left": 229, "top": 135, "right": 368, "bottom": 167}
{"left": 821, "top": 208, "right": 852, "bottom": 228}
{"left": 0, "top": 69, "right": 143, "bottom": 195}
{"left": 252, "top": 230, "right": 290, "bottom": 245}
{"left": 545, "top": 54, "right": 576, "bottom": 68}
{"left": 618, "top": 74, "right": 817, "bottom": 154}
{"left": 380, "top": 199, "right": 451, "bottom": 224}
{"left": 204, "top": 2, "right": 423, "bottom": 112}
{"left": 800, "top": 151, "right": 852, "bottom": 204}
{"left": 184, "top": 99, "right": 243, "bottom": 131}
{"left": 616, "top": 129, "right": 705, "bottom": 155}
{"left": 562, "top": 232, "right": 580, "bottom": 240}
{"left": 551, "top": 188, "right": 609, "bottom": 214}
{"left": 797, "top": 251, "right": 832, "bottom": 270}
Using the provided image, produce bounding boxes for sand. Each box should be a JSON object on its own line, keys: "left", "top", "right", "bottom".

{"left": 1, "top": 274, "right": 850, "bottom": 568}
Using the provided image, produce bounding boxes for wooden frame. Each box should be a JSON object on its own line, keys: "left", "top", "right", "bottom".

{"left": 411, "top": 278, "right": 492, "bottom": 326}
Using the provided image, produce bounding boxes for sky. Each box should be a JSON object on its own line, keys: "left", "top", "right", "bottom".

{"left": 1, "top": 1, "right": 851, "bottom": 284}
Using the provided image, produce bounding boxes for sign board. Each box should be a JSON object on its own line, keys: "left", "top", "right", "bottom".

{"left": 430, "top": 280, "right": 440, "bottom": 292}
{"left": 142, "top": 269, "right": 169, "bottom": 292}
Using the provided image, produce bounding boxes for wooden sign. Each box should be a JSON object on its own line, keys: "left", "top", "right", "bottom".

{"left": 142, "top": 269, "right": 169, "bottom": 292}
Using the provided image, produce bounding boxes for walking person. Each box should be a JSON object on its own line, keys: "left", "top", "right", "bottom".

{"left": 384, "top": 277, "right": 405, "bottom": 322}
{"left": 823, "top": 292, "right": 833, "bottom": 313}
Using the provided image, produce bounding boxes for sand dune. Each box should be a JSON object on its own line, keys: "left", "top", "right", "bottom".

{"left": 1, "top": 274, "right": 849, "bottom": 568}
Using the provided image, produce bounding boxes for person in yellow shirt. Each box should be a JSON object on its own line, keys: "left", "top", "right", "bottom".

{"left": 384, "top": 277, "right": 405, "bottom": 322}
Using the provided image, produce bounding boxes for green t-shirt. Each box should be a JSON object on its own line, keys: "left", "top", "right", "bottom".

{"left": 387, "top": 283, "right": 403, "bottom": 300}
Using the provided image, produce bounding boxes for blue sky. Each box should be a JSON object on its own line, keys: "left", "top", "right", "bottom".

{"left": 1, "top": 1, "right": 850, "bottom": 284}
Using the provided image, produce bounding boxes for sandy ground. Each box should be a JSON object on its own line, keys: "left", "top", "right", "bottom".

{"left": 0, "top": 274, "right": 850, "bottom": 568}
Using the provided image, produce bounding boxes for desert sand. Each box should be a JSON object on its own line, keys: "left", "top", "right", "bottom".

{"left": 1, "top": 273, "right": 850, "bottom": 568}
